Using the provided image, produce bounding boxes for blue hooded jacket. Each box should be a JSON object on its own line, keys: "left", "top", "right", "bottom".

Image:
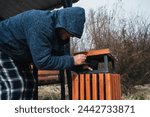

{"left": 0, "top": 7, "right": 85, "bottom": 70}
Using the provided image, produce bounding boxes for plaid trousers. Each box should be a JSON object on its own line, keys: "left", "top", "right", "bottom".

{"left": 0, "top": 51, "right": 36, "bottom": 100}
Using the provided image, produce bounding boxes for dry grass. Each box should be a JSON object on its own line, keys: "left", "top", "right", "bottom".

{"left": 123, "top": 84, "right": 150, "bottom": 100}
{"left": 38, "top": 84, "right": 69, "bottom": 100}
{"left": 38, "top": 84, "right": 61, "bottom": 100}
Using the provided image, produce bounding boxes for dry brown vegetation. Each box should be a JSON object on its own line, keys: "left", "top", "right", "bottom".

{"left": 71, "top": 5, "right": 150, "bottom": 95}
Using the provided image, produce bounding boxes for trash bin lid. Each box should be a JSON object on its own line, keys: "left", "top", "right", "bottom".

{"left": 74, "top": 48, "right": 117, "bottom": 62}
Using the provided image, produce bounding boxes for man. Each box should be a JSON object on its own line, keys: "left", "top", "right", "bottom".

{"left": 0, "top": 7, "right": 86, "bottom": 100}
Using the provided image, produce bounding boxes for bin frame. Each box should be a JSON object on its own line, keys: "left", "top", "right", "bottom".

{"left": 71, "top": 48, "right": 121, "bottom": 100}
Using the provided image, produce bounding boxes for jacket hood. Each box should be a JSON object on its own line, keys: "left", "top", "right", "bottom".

{"left": 53, "top": 7, "right": 85, "bottom": 38}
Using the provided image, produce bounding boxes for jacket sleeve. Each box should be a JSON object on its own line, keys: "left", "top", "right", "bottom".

{"left": 26, "top": 24, "right": 74, "bottom": 70}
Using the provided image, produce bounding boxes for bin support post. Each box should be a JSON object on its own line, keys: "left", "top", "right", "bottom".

{"left": 104, "top": 55, "right": 109, "bottom": 72}
{"left": 66, "top": 69, "right": 72, "bottom": 100}
{"left": 60, "top": 70, "right": 65, "bottom": 100}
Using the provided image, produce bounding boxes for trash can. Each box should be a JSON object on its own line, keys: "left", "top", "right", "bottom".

{"left": 72, "top": 48, "right": 121, "bottom": 100}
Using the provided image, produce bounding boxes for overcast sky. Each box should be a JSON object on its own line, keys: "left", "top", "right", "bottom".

{"left": 73, "top": 0, "right": 150, "bottom": 20}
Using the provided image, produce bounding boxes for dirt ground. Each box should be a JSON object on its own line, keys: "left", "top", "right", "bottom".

{"left": 38, "top": 84, "right": 150, "bottom": 100}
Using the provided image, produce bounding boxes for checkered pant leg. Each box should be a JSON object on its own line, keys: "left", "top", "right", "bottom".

{"left": 0, "top": 51, "right": 36, "bottom": 100}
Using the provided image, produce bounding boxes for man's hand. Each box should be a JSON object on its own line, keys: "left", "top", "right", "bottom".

{"left": 73, "top": 54, "right": 87, "bottom": 65}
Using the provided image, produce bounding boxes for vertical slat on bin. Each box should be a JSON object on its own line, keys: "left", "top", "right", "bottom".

{"left": 92, "top": 74, "right": 97, "bottom": 100}
{"left": 113, "top": 74, "right": 116, "bottom": 100}
{"left": 105, "top": 73, "right": 112, "bottom": 100}
{"left": 72, "top": 74, "right": 79, "bottom": 100}
{"left": 99, "top": 74, "right": 104, "bottom": 100}
{"left": 80, "top": 74, "right": 85, "bottom": 100}
{"left": 115, "top": 74, "right": 119, "bottom": 99}
{"left": 110, "top": 74, "right": 115, "bottom": 100}
{"left": 117, "top": 74, "right": 121, "bottom": 99}
{"left": 116, "top": 74, "right": 119, "bottom": 100}
{"left": 115, "top": 74, "right": 118, "bottom": 99}
{"left": 85, "top": 74, "right": 91, "bottom": 100}
{"left": 72, "top": 74, "right": 74, "bottom": 100}
{"left": 112, "top": 74, "right": 121, "bottom": 100}
{"left": 116, "top": 74, "right": 119, "bottom": 99}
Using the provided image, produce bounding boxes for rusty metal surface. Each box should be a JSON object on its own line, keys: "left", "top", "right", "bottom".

{"left": 0, "top": 0, "right": 79, "bottom": 19}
